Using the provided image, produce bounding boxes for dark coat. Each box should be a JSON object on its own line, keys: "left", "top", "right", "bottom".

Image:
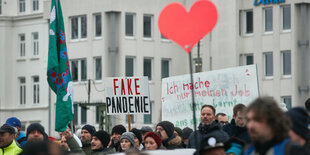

{"left": 187, "top": 121, "right": 229, "bottom": 149}
{"left": 223, "top": 119, "right": 251, "bottom": 143}
{"left": 162, "top": 135, "right": 183, "bottom": 149}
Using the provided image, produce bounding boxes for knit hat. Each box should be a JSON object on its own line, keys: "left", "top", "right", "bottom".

{"left": 120, "top": 132, "right": 135, "bottom": 146}
{"left": 144, "top": 131, "right": 162, "bottom": 147}
{"left": 93, "top": 130, "right": 110, "bottom": 148}
{"left": 131, "top": 128, "right": 142, "bottom": 143}
{"left": 140, "top": 126, "right": 152, "bottom": 133}
{"left": 6, "top": 117, "right": 22, "bottom": 128}
{"left": 182, "top": 127, "right": 193, "bottom": 139}
{"left": 286, "top": 107, "right": 309, "bottom": 141}
{"left": 111, "top": 124, "right": 126, "bottom": 135}
{"left": 156, "top": 121, "right": 174, "bottom": 138}
{"left": 174, "top": 127, "right": 183, "bottom": 138}
{"left": 27, "top": 123, "right": 45, "bottom": 137}
{"left": 82, "top": 124, "right": 96, "bottom": 136}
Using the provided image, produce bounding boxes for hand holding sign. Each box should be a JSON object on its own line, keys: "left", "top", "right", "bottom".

{"left": 158, "top": 0, "right": 218, "bottom": 53}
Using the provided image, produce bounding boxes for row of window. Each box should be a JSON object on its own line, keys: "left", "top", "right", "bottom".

{"left": 241, "top": 50, "right": 291, "bottom": 77}
{"left": 243, "top": 5, "right": 291, "bottom": 35}
{"left": 18, "top": 32, "right": 39, "bottom": 58}
{"left": 18, "top": 76, "right": 40, "bottom": 105}
{"left": 70, "top": 57, "right": 170, "bottom": 82}
{"left": 18, "top": 0, "right": 39, "bottom": 13}
{"left": 70, "top": 13, "right": 167, "bottom": 41}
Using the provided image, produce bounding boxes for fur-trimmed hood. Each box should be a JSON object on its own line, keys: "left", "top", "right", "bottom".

{"left": 168, "top": 136, "right": 182, "bottom": 146}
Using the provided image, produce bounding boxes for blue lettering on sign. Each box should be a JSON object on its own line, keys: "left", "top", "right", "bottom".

{"left": 254, "top": 0, "right": 285, "bottom": 6}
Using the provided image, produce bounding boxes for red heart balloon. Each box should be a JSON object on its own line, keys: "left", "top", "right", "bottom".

{"left": 158, "top": 0, "right": 218, "bottom": 53}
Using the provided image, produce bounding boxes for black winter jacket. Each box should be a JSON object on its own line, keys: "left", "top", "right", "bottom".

{"left": 187, "top": 120, "right": 229, "bottom": 149}
{"left": 222, "top": 119, "right": 251, "bottom": 143}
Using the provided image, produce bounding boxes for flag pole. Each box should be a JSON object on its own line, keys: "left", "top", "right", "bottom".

{"left": 188, "top": 51, "right": 198, "bottom": 151}
{"left": 128, "top": 114, "right": 131, "bottom": 131}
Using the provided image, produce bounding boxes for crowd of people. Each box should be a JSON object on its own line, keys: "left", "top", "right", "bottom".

{"left": 0, "top": 96, "right": 310, "bottom": 155}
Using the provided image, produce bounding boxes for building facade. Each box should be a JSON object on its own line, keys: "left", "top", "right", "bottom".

{"left": 1, "top": 0, "right": 310, "bottom": 136}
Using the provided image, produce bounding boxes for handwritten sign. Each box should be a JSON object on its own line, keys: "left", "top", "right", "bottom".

{"left": 104, "top": 77, "right": 150, "bottom": 115}
{"left": 161, "top": 65, "right": 259, "bottom": 128}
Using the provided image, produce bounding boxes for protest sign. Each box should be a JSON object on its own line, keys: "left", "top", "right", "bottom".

{"left": 104, "top": 77, "right": 150, "bottom": 115}
{"left": 161, "top": 65, "right": 259, "bottom": 128}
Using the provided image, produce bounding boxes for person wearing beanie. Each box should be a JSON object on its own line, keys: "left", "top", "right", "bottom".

{"left": 174, "top": 127, "right": 183, "bottom": 138}
{"left": 81, "top": 124, "right": 96, "bottom": 155}
{"left": 286, "top": 107, "right": 309, "bottom": 148}
{"left": 144, "top": 131, "right": 164, "bottom": 150}
{"left": 156, "top": 121, "right": 183, "bottom": 149}
{"left": 110, "top": 124, "right": 126, "bottom": 151}
{"left": 91, "top": 130, "right": 116, "bottom": 155}
{"left": 5, "top": 117, "right": 27, "bottom": 148}
{"left": 119, "top": 132, "right": 135, "bottom": 152}
{"left": 26, "top": 123, "right": 48, "bottom": 142}
{"left": 130, "top": 128, "right": 143, "bottom": 150}
{"left": 182, "top": 127, "right": 193, "bottom": 147}
{"left": 140, "top": 126, "right": 152, "bottom": 145}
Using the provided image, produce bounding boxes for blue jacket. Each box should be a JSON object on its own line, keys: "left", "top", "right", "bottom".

{"left": 188, "top": 121, "right": 229, "bottom": 149}
{"left": 223, "top": 119, "right": 251, "bottom": 143}
{"left": 243, "top": 139, "right": 308, "bottom": 155}
{"left": 16, "top": 131, "right": 27, "bottom": 148}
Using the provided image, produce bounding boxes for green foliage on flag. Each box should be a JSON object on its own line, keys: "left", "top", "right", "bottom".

{"left": 47, "top": 0, "right": 74, "bottom": 132}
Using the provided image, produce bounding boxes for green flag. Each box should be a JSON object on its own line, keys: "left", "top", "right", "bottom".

{"left": 47, "top": 0, "right": 74, "bottom": 132}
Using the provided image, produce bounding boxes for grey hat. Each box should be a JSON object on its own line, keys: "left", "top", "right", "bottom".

{"left": 140, "top": 126, "right": 152, "bottom": 133}
{"left": 120, "top": 132, "right": 135, "bottom": 146}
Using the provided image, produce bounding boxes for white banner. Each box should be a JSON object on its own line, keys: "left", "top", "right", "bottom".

{"left": 161, "top": 65, "right": 259, "bottom": 128}
{"left": 104, "top": 77, "right": 150, "bottom": 115}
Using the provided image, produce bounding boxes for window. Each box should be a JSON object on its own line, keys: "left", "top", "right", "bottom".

{"left": 81, "top": 59, "right": 87, "bottom": 81}
{"left": 143, "top": 15, "right": 153, "bottom": 38}
{"left": 0, "top": 0, "right": 2, "bottom": 14}
{"left": 245, "top": 10, "right": 253, "bottom": 34}
{"left": 282, "top": 50, "right": 291, "bottom": 75}
{"left": 71, "top": 59, "right": 87, "bottom": 82}
{"left": 81, "top": 106, "right": 87, "bottom": 124}
{"left": 94, "top": 14, "right": 102, "bottom": 37}
{"left": 33, "top": 76, "right": 39, "bottom": 104}
{"left": 126, "top": 57, "right": 135, "bottom": 77}
{"left": 70, "top": 15, "right": 87, "bottom": 40}
{"left": 19, "top": 34, "right": 25, "bottom": 57}
{"left": 19, "top": 0, "right": 25, "bottom": 13}
{"left": 71, "top": 60, "right": 78, "bottom": 82}
{"left": 125, "top": 13, "right": 135, "bottom": 37}
{"left": 240, "top": 54, "right": 254, "bottom": 66}
{"left": 282, "top": 96, "right": 291, "bottom": 110}
{"left": 264, "top": 8, "right": 273, "bottom": 32}
{"left": 32, "top": 32, "right": 39, "bottom": 56}
{"left": 144, "top": 58, "right": 152, "bottom": 80}
{"left": 94, "top": 57, "right": 102, "bottom": 80}
{"left": 32, "top": 0, "right": 39, "bottom": 11}
{"left": 282, "top": 5, "right": 291, "bottom": 30}
{"left": 19, "top": 77, "right": 26, "bottom": 105}
{"left": 126, "top": 115, "right": 135, "bottom": 123}
{"left": 96, "top": 106, "right": 99, "bottom": 123}
{"left": 161, "top": 59, "right": 170, "bottom": 78}
{"left": 264, "top": 52, "right": 273, "bottom": 76}
{"left": 73, "top": 104, "right": 78, "bottom": 125}
{"left": 71, "top": 17, "right": 78, "bottom": 39}
{"left": 246, "top": 55, "right": 254, "bottom": 65}
{"left": 144, "top": 103, "right": 152, "bottom": 124}
{"left": 161, "top": 33, "right": 168, "bottom": 40}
